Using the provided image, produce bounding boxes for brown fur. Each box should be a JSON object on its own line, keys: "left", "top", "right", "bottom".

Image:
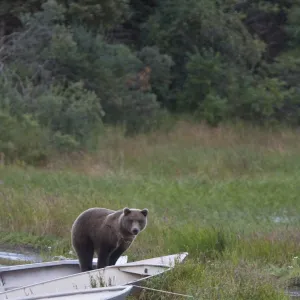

{"left": 71, "top": 207, "right": 148, "bottom": 272}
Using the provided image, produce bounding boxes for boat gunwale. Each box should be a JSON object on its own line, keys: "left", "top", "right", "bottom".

{"left": 0, "top": 260, "right": 85, "bottom": 273}
{"left": 0, "top": 256, "right": 129, "bottom": 273}
{"left": 0, "top": 252, "right": 188, "bottom": 273}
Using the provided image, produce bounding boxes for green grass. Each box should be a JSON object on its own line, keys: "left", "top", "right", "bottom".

{"left": 1, "top": 121, "right": 300, "bottom": 299}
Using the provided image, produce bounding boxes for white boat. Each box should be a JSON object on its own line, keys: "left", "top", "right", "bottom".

{"left": 3, "top": 286, "right": 133, "bottom": 300}
{"left": 0, "top": 256, "right": 128, "bottom": 292}
{"left": 0, "top": 253, "right": 188, "bottom": 299}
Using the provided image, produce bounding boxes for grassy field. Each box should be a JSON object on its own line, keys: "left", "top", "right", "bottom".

{"left": 1, "top": 120, "right": 300, "bottom": 299}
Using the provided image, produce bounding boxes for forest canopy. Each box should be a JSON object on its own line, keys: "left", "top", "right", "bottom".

{"left": 1, "top": 0, "right": 300, "bottom": 164}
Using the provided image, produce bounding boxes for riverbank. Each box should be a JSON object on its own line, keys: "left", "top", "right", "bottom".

{"left": 1, "top": 121, "right": 300, "bottom": 299}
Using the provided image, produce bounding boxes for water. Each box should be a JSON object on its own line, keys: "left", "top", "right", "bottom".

{"left": 0, "top": 245, "right": 43, "bottom": 265}
{"left": 0, "top": 250, "right": 42, "bottom": 263}
{"left": 286, "top": 287, "right": 300, "bottom": 299}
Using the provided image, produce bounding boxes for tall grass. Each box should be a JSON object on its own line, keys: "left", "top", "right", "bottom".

{"left": 45, "top": 120, "right": 300, "bottom": 179}
{"left": 1, "top": 120, "right": 300, "bottom": 298}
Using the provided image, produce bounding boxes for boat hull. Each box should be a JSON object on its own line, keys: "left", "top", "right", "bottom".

{"left": 0, "top": 256, "right": 127, "bottom": 292}
{"left": 6, "top": 286, "right": 133, "bottom": 300}
{"left": 0, "top": 264, "right": 168, "bottom": 299}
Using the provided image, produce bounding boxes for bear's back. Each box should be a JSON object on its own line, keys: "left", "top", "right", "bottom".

{"left": 72, "top": 208, "right": 116, "bottom": 232}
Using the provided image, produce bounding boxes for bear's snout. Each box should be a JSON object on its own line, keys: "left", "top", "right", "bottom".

{"left": 132, "top": 228, "right": 139, "bottom": 235}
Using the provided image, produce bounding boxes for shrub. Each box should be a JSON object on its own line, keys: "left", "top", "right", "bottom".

{"left": 0, "top": 0, "right": 164, "bottom": 140}
{"left": 34, "top": 81, "right": 105, "bottom": 148}
{"left": 0, "top": 111, "right": 50, "bottom": 165}
{"left": 178, "top": 49, "right": 228, "bottom": 112}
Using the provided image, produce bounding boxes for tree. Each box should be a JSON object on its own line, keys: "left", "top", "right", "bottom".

{"left": 143, "top": 0, "right": 265, "bottom": 111}
{"left": 63, "top": 0, "right": 131, "bottom": 30}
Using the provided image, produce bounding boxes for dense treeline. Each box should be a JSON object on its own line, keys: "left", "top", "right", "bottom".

{"left": 1, "top": 0, "right": 300, "bottom": 164}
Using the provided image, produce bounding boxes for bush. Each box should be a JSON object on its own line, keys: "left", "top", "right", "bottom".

{"left": 234, "top": 78, "right": 293, "bottom": 124}
{"left": 0, "top": 0, "right": 164, "bottom": 142}
{"left": 143, "top": 0, "right": 264, "bottom": 105}
{"left": 34, "top": 81, "right": 105, "bottom": 148}
{"left": 120, "top": 91, "right": 168, "bottom": 135}
{"left": 199, "top": 93, "right": 229, "bottom": 127}
{"left": 64, "top": 0, "right": 131, "bottom": 30}
{"left": 0, "top": 73, "right": 105, "bottom": 149}
{"left": 179, "top": 49, "right": 229, "bottom": 112}
{"left": 51, "top": 132, "right": 80, "bottom": 153}
{"left": 0, "top": 111, "right": 50, "bottom": 165}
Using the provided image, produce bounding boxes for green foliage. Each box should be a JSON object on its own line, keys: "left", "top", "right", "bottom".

{"left": 0, "top": 111, "right": 50, "bottom": 165}
{"left": 179, "top": 48, "right": 298, "bottom": 125}
{"left": 144, "top": 0, "right": 264, "bottom": 71}
{"left": 200, "top": 93, "right": 229, "bottom": 127}
{"left": 64, "top": 0, "right": 131, "bottom": 30}
{"left": 0, "top": 74, "right": 104, "bottom": 152}
{"left": 178, "top": 48, "right": 229, "bottom": 125}
{"left": 119, "top": 91, "right": 171, "bottom": 136}
{"left": 35, "top": 81, "right": 104, "bottom": 147}
{"left": 0, "top": 0, "right": 43, "bottom": 15}
{"left": 286, "top": 3, "right": 300, "bottom": 46}
{"left": 142, "top": 0, "right": 266, "bottom": 114}
{"left": 51, "top": 132, "right": 80, "bottom": 153}
{"left": 257, "top": 54, "right": 300, "bottom": 124}
{"left": 0, "top": 0, "right": 130, "bottom": 30}
{"left": 179, "top": 50, "right": 228, "bottom": 110}
{"left": 0, "top": 0, "right": 165, "bottom": 158}
{"left": 235, "top": 77, "right": 295, "bottom": 124}
{"left": 1, "top": 0, "right": 300, "bottom": 163}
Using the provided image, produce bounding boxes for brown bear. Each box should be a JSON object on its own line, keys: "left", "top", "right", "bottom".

{"left": 71, "top": 207, "right": 148, "bottom": 272}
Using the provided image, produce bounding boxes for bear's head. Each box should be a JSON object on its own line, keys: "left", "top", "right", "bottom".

{"left": 121, "top": 207, "right": 148, "bottom": 236}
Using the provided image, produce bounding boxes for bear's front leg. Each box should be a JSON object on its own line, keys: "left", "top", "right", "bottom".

{"left": 96, "top": 243, "right": 115, "bottom": 269}
{"left": 108, "top": 241, "right": 131, "bottom": 266}
{"left": 96, "top": 250, "right": 109, "bottom": 269}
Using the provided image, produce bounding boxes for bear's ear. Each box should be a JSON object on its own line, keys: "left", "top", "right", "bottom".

{"left": 141, "top": 209, "right": 148, "bottom": 217}
{"left": 123, "top": 207, "right": 131, "bottom": 216}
